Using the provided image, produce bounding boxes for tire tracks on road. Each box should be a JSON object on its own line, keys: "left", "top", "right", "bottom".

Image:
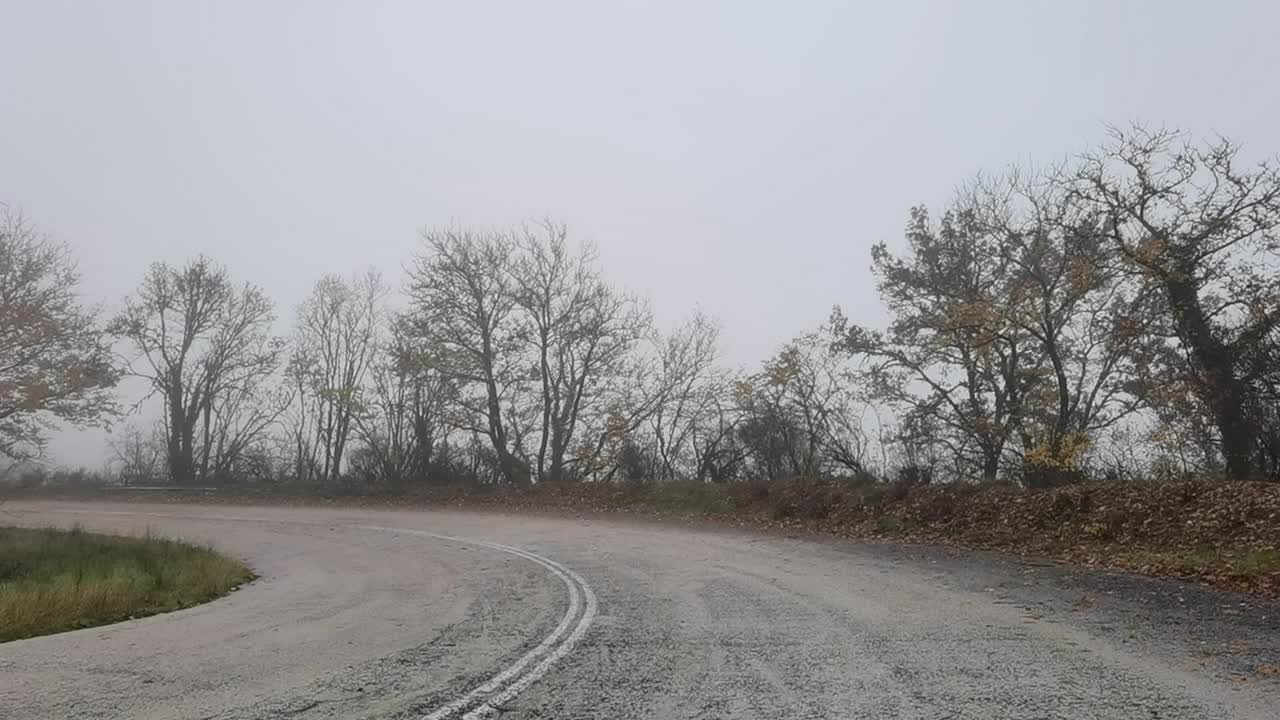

{"left": 29, "top": 508, "right": 598, "bottom": 720}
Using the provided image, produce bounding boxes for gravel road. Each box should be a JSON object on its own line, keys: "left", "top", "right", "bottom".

{"left": 1, "top": 501, "right": 1277, "bottom": 719}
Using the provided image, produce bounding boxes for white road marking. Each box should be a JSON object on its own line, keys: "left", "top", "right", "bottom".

{"left": 22, "top": 507, "right": 598, "bottom": 719}
{"left": 357, "top": 526, "right": 597, "bottom": 719}
{"left": 461, "top": 557, "right": 597, "bottom": 719}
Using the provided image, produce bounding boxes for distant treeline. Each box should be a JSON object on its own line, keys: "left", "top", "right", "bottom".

{"left": 3, "top": 125, "right": 1279, "bottom": 488}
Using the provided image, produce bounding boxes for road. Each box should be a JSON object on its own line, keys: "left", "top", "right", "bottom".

{"left": 1, "top": 501, "right": 1277, "bottom": 719}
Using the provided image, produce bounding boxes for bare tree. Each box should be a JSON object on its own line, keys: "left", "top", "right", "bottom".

{"left": 107, "top": 422, "right": 163, "bottom": 486}
{"left": 578, "top": 313, "right": 732, "bottom": 482}
{"left": 286, "top": 270, "right": 387, "bottom": 483}
{"left": 689, "top": 386, "right": 747, "bottom": 483}
{"left": 0, "top": 206, "right": 117, "bottom": 459}
{"left": 1072, "top": 126, "right": 1280, "bottom": 480}
{"left": 511, "top": 222, "right": 651, "bottom": 482}
{"left": 643, "top": 311, "right": 725, "bottom": 480}
{"left": 353, "top": 317, "right": 456, "bottom": 487}
{"left": 408, "top": 222, "right": 655, "bottom": 484}
{"left": 735, "top": 330, "right": 869, "bottom": 480}
{"left": 111, "top": 256, "right": 281, "bottom": 485}
{"left": 202, "top": 368, "right": 289, "bottom": 484}
{"left": 408, "top": 227, "right": 528, "bottom": 483}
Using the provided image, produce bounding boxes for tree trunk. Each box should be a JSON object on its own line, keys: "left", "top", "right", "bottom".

{"left": 1043, "top": 333, "right": 1073, "bottom": 453}
{"left": 479, "top": 328, "right": 526, "bottom": 485}
{"left": 199, "top": 401, "right": 213, "bottom": 484}
{"left": 547, "top": 432, "right": 567, "bottom": 483}
{"left": 167, "top": 433, "right": 186, "bottom": 485}
{"left": 166, "top": 402, "right": 198, "bottom": 486}
{"left": 166, "top": 370, "right": 188, "bottom": 485}
{"left": 484, "top": 378, "right": 524, "bottom": 485}
{"left": 170, "top": 423, "right": 196, "bottom": 486}
{"left": 332, "top": 409, "right": 349, "bottom": 481}
{"left": 412, "top": 413, "right": 434, "bottom": 483}
{"left": 981, "top": 452, "right": 1000, "bottom": 483}
{"left": 1166, "top": 277, "right": 1257, "bottom": 480}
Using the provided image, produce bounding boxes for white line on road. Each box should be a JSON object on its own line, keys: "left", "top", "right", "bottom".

{"left": 23, "top": 507, "right": 598, "bottom": 719}
{"left": 357, "top": 526, "right": 597, "bottom": 719}
{"left": 461, "top": 555, "right": 597, "bottom": 719}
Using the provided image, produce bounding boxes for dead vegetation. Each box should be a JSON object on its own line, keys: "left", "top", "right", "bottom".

{"left": 420, "top": 478, "right": 1280, "bottom": 597}
{"left": 34, "top": 476, "right": 1277, "bottom": 597}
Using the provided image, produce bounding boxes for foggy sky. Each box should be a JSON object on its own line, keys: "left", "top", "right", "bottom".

{"left": 2, "top": 1, "right": 1278, "bottom": 467}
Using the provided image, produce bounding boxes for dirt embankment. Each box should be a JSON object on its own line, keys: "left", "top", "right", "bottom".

{"left": 462, "top": 479, "right": 1280, "bottom": 596}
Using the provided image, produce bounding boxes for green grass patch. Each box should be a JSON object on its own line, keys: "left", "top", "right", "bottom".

{"left": 1172, "top": 546, "right": 1280, "bottom": 575}
{"left": 631, "top": 482, "right": 739, "bottom": 515}
{"left": 873, "top": 514, "right": 914, "bottom": 534}
{"left": 1182, "top": 546, "right": 1221, "bottom": 569}
{"left": 0, "top": 525, "right": 254, "bottom": 642}
{"left": 1111, "top": 544, "right": 1280, "bottom": 581}
{"left": 1230, "top": 546, "right": 1280, "bottom": 575}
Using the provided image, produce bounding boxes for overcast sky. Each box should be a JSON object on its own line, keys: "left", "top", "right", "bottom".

{"left": 3, "top": 1, "right": 1278, "bottom": 467}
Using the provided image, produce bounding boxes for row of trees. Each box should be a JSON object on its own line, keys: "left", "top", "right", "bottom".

{"left": 3, "top": 126, "right": 1278, "bottom": 487}
{"left": 837, "top": 127, "right": 1280, "bottom": 484}
{"left": 89, "top": 223, "right": 729, "bottom": 486}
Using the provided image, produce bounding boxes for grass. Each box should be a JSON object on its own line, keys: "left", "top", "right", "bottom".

{"left": 1129, "top": 545, "right": 1280, "bottom": 576}
{"left": 0, "top": 525, "right": 254, "bottom": 642}
{"left": 1234, "top": 547, "right": 1280, "bottom": 574}
{"left": 1104, "top": 543, "right": 1280, "bottom": 592}
{"left": 1173, "top": 546, "right": 1280, "bottom": 575}
{"left": 625, "top": 481, "right": 739, "bottom": 515}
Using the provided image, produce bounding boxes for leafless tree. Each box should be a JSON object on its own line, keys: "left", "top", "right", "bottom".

{"left": 0, "top": 206, "right": 117, "bottom": 460}
{"left": 407, "top": 223, "right": 657, "bottom": 484}
{"left": 579, "top": 312, "right": 739, "bottom": 482}
{"left": 286, "top": 270, "right": 388, "bottom": 483}
{"left": 408, "top": 227, "right": 528, "bottom": 483}
{"left": 111, "top": 256, "right": 281, "bottom": 485}
{"left": 202, "top": 367, "right": 289, "bottom": 484}
{"left": 511, "top": 221, "right": 651, "bottom": 482}
{"left": 643, "top": 311, "right": 725, "bottom": 480}
{"left": 353, "top": 317, "right": 456, "bottom": 487}
{"left": 689, "top": 386, "right": 747, "bottom": 483}
{"left": 107, "top": 422, "right": 163, "bottom": 486}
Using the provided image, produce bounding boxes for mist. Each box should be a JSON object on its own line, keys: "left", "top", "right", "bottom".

{"left": 2, "top": 0, "right": 1278, "bottom": 469}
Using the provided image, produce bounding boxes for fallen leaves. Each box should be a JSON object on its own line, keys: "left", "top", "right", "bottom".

{"left": 34, "top": 476, "right": 1280, "bottom": 598}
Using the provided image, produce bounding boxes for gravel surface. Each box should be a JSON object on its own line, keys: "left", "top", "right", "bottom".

{"left": 1, "top": 501, "right": 1276, "bottom": 719}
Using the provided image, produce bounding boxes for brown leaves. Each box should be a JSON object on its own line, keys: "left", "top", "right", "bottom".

{"left": 88, "top": 475, "right": 1280, "bottom": 599}
{"left": 453, "top": 477, "right": 1280, "bottom": 598}
{"left": 0, "top": 208, "right": 119, "bottom": 459}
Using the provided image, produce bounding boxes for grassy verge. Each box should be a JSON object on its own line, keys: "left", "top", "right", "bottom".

{"left": 0, "top": 526, "right": 254, "bottom": 642}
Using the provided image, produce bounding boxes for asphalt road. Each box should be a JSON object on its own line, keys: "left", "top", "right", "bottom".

{"left": 1, "top": 501, "right": 1277, "bottom": 719}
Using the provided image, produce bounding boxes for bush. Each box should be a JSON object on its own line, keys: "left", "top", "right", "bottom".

{"left": 894, "top": 464, "right": 933, "bottom": 487}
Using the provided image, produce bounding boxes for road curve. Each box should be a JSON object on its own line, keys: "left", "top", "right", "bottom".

{"left": 1, "top": 501, "right": 1277, "bottom": 719}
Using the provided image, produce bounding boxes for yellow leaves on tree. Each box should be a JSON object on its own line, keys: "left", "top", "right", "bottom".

{"left": 1024, "top": 432, "right": 1090, "bottom": 472}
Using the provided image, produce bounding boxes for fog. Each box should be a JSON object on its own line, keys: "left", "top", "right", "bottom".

{"left": 2, "top": 0, "right": 1277, "bottom": 467}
